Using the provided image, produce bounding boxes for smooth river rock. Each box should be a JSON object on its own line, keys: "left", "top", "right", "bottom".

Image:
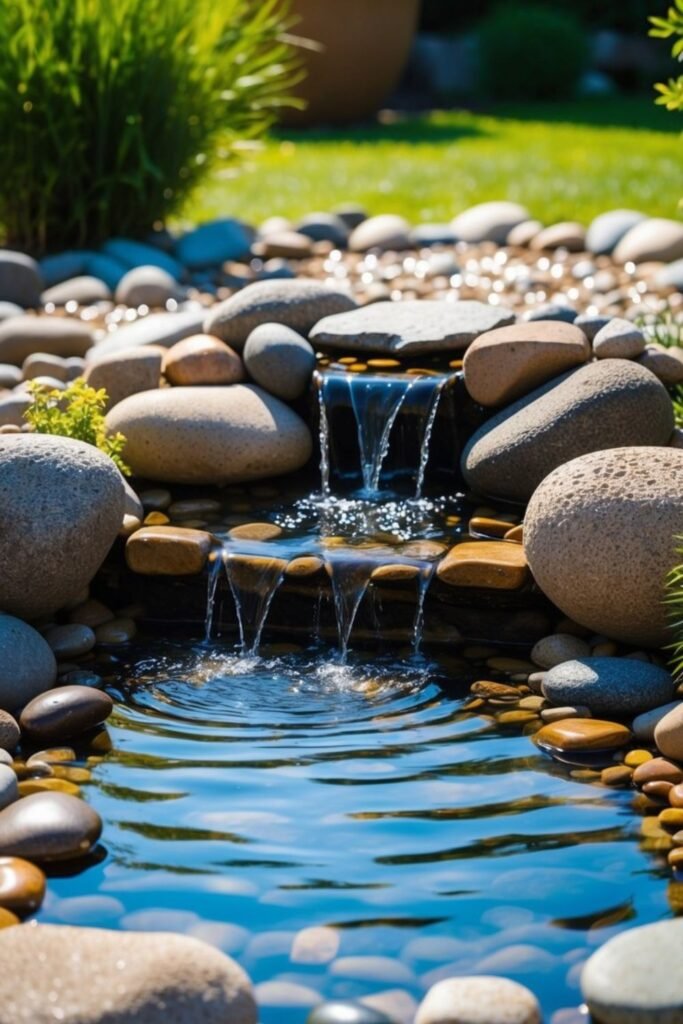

{"left": 463, "top": 320, "right": 590, "bottom": 406}
{"left": 535, "top": 718, "right": 632, "bottom": 754}
{"left": 586, "top": 209, "right": 646, "bottom": 256}
{"left": 0, "top": 614, "right": 56, "bottom": 714}
{"left": 0, "top": 435, "right": 125, "bottom": 619}
{"left": 0, "top": 765, "right": 17, "bottom": 811}
{"left": 204, "top": 279, "right": 356, "bottom": 350}
{"left": 162, "top": 335, "right": 244, "bottom": 386}
{"left": 524, "top": 447, "right": 683, "bottom": 646}
{"left": 0, "top": 856, "right": 46, "bottom": 913}
{"left": 348, "top": 214, "right": 412, "bottom": 252}
{"left": 0, "top": 923, "right": 258, "bottom": 1024}
{"left": 451, "top": 201, "right": 530, "bottom": 244}
{"left": 541, "top": 658, "right": 674, "bottom": 718}
{"left": 20, "top": 685, "right": 113, "bottom": 744}
{"left": 416, "top": 975, "right": 541, "bottom": 1024}
{"left": 0, "top": 710, "right": 19, "bottom": 752}
{"left": 106, "top": 385, "right": 312, "bottom": 484}
{"left": 613, "top": 218, "right": 683, "bottom": 265}
{"left": 0, "top": 251, "right": 42, "bottom": 308}
{"left": 243, "top": 323, "right": 315, "bottom": 400}
{"left": 87, "top": 309, "right": 206, "bottom": 362}
{"left": 84, "top": 345, "right": 164, "bottom": 409}
{"left": 462, "top": 360, "right": 673, "bottom": 503}
{"left": 0, "top": 792, "right": 101, "bottom": 860}
{"left": 310, "top": 300, "right": 515, "bottom": 356}
{"left": 0, "top": 316, "right": 93, "bottom": 365}
{"left": 654, "top": 703, "right": 683, "bottom": 762}
{"left": 581, "top": 919, "right": 683, "bottom": 1024}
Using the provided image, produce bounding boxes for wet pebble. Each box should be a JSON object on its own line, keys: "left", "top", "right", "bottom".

{"left": 94, "top": 617, "right": 136, "bottom": 644}
{"left": 633, "top": 757, "right": 683, "bottom": 787}
{"left": 307, "top": 1002, "right": 393, "bottom": 1024}
{"left": 0, "top": 791, "right": 102, "bottom": 860}
{"left": 67, "top": 599, "right": 114, "bottom": 629}
{"left": 0, "top": 765, "right": 18, "bottom": 810}
{"left": 19, "top": 685, "right": 113, "bottom": 743}
{"left": 291, "top": 926, "right": 340, "bottom": 965}
{"left": 531, "top": 634, "right": 591, "bottom": 668}
{"left": 0, "top": 855, "right": 46, "bottom": 913}
{"left": 43, "top": 624, "right": 96, "bottom": 659}
{"left": 541, "top": 658, "right": 673, "bottom": 719}
{"left": 535, "top": 718, "right": 631, "bottom": 753}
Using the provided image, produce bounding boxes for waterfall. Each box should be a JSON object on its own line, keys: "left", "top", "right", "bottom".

{"left": 224, "top": 550, "right": 287, "bottom": 655}
{"left": 325, "top": 551, "right": 374, "bottom": 662}
{"left": 349, "top": 375, "right": 415, "bottom": 495}
{"left": 414, "top": 377, "right": 446, "bottom": 499}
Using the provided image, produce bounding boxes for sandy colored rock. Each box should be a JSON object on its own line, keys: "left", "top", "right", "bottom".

{"left": 416, "top": 975, "right": 541, "bottom": 1024}
{"left": 88, "top": 310, "right": 206, "bottom": 363}
{"left": 592, "top": 318, "right": 645, "bottom": 359}
{"left": 535, "top": 718, "right": 632, "bottom": 752}
{"left": 162, "top": 335, "right": 244, "bottom": 386}
{"left": 586, "top": 209, "right": 646, "bottom": 256}
{"left": 463, "top": 361, "right": 674, "bottom": 503}
{"left": 437, "top": 541, "right": 529, "bottom": 589}
{"left": 655, "top": 703, "right": 683, "bottom": 762}
{"left": 285, "top": 555, "right": 324, "bottom": 577}
{"left": 639, "top": 344, "right": 683, "bottom": 386}
{"left": 0, "top": 711, "right": 19, "bottom": 752}
{"left": 106, "top": 385, "right": 312, "bottom": 485}
{"left": 0, "top": 316, "right": 93, "bottom": 365}
{"left": 228, "top": 522, "right": 282, "bottom": 542}
{"left": 463, "top": 321, "right": 590, "bottom": 407}
{"left": 451, "top": 201, "right": 530, "bottom": 244}
{"left": 506, "top": 220, "right": 543, "bottom": 247}
{"left": 0, "top": 922, "right": 257, "bottom": 1024}
{"left": 581, "top": 919, "right": 683, "bottom": 1024}
{"left": 126, "top": 526, "right": 213, "bottom": 575}
{"left": 42, "top": 275, "right": 112, "bottom": 307}
{"left": 84, "top": 345, "right": 164, "bottom": 409}
{"left": 0, "top": 614, "right": 56, "bottom": 714}
{"left": 524, "top": 447, "right": 683, "bottom": 646}
{"left": 348, "top": 214, "right": 412, "bottom": 252}
{"left": 204, "top": 278, "right": 356, "bottom": 350}
{"left": 614, "top": 218, "right": 683, "bottom": 264}
{"left": 115, "top": 265, "right": 181, "bottom": 308}
{"left": 0, "top": 435, "right": 124, "bottom": 620}
{"left": 632, "top": 702, "right": 682, "bottom": 743}
{"left": 529, "top": 222, "right": 586, "bottom": 252}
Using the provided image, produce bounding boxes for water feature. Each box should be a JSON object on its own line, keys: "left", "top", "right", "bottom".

{"left": 41, "top": 641, "right": 671, "bottom": 1024}
{"left": 223, "top": 547, "right": 288, "bottom": 655}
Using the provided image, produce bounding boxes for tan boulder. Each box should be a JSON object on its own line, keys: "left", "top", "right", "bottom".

{"left": 529, "top": 221, "right": 586, "bottom": 252}
{"left": 84, "top": 345, "right": 164, "bottom": 409}
{"left": 162, "top": 335, "right": 244, "bottom": 386}
{"left": 524, "top": 446, "right": 683, "bottom": 646}
{"left": 0, "top": 317, "right": 93, "bottom": 365}
{"left": 126, "top": 526, "right": 213, "bottom": 575}
{"left": 613, "top": 218, "right": 683, "bottom": 264}
{"left": 0, "top": 923, "right": 257, "bottom": 1024}
{"left": 106, "top": 385, "right": 312, "bottom": 485}
{"left": 463, "top": 321, "right": 590, "bottom": 407}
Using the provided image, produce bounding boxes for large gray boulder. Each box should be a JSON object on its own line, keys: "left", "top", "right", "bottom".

{"left": 204, "top": 279, "right": 356, "bottom": 350}
{"left": 462, "top": 359, "right": 674, "bottom": 502}
{"left": 0, "top": 614, "right": 56, "bottom": 714}
{"left": 524, "top": 447, "right": 683, "bottom": 647}
{"left": 106, "top": 385, "right": 312, "bottom": 485}
{"left": 0, "top": 435, "right": 125, "bottom": 619}
{"left": 87, "top": 309, "right": 205, "bottom": 363}
{"left": 0, "top": 924, "right": 257, "bottom": 1024}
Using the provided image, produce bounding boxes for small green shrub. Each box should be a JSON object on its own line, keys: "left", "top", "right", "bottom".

{"left": 24, "top": 378, "right": 130, "bottom": 475}
{"left": 666, "top": 546, "right": 683, "bottom": 677}
{"left": 477, "top": 4, "right": 588, "bottom": 101}
{"left": 650, "top": 0, "right": 683, "bottom": 111}
{"left": 0, "top": 0, "right": 299, "bottom": 252}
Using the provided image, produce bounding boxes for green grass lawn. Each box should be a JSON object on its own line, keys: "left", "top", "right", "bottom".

{"left": 186, "top": 98, "right": 682, "bottom": 228}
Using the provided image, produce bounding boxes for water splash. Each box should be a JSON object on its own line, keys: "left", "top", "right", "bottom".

{"left": 224, "top": 551, "right": 287, "bottom": 655}
{"left": 318, "top": 382, "right": 332, "bottom": 498}
{"left": 325, "top": 552, "right": 374, "bottom": 662}
{"left": 415, "top": 377, "right": 446, "bottom": 499}
{"left": 204, "top": 553, "right": 224, "bottom": 643}
{"left": 412, "top": 563, "right": 437, "bottom": 656}
{"left": 349, "top": 375, "right": 415, "bottom": 495}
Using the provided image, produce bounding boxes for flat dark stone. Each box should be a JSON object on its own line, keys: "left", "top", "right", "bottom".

{"left": 20, "top": 685, "right": 113, "bottom": 743}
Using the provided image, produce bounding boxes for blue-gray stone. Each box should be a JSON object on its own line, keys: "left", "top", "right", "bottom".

{"left": 586, "top": 209, "right": 646, "bottom": 256}
{"left": 84, "top": 253, "right": 129, "bottom": 291}
{"left": 102, "top": 239, "right": 184, "bottom": 279}
{"left": 174, "top": 218, "right": 252, "bottom": 269}
{"left": 307, "top": 1003, "right": 392, "bottom": 1024}
{"left": 542, "top": 657, "right": 674, "bottom": 718}
{"left": 523, "top": 303, "right": 577, "bottom": 323}
{"left": 411, "top": 223, "right": 459, "bottom": 247}
{"left": 296, "top": 213, "right": 349, "bottom": 248}
{"left": 0, "top": 251, "right": 42, "bottom": 308}
{"left": 656, "top": 258, "right": 683, "bottom": 292}
{"left": 39, "top": 251, "right": 93, "bottom": 288}
{"left": 573, "top": 313, "right": 612, "bottom": 342}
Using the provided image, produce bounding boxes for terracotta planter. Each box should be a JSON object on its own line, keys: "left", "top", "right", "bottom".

{"left": 283, "top": 0, "right": 419, "bottom": 126}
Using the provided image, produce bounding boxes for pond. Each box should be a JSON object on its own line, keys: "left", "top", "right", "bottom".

{"left": 37, "top": 638, "right": 671, "bottom": 1022}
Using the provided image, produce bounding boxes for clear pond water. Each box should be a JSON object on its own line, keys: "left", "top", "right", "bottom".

{"left": 37, "top": 639, "right": 672, "bottom": 1022}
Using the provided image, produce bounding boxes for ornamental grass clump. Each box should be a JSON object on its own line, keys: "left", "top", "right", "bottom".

{"left": 0, "top": 0, "right": 299, "bottom": 252}
{"left": 24, "top": 378, "right": 130, "bottom": 475}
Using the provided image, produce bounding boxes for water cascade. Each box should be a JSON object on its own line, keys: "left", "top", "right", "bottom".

{"left": 325, "top": 550, "right": 376, "bottom": 662}
{"left": 223, "top": 548, "right": 287, "bottom": 655}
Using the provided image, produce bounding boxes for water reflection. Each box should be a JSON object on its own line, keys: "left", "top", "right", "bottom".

{"left": 39, "top": 641, "right": 674, "bottom": 1022}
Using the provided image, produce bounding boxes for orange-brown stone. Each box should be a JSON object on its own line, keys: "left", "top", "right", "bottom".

{"left": 126, "top": 526, "right": 213, "bottom": 576}
{"left": 437, "top": 541, "right": 529, "bottom": 590}
{"left": 535, "top": 718, "right": 632, "bottom": 752}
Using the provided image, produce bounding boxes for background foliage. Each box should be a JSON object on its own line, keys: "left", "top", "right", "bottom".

{"left": 0, "top": 0, "right": 299, "bottom": 252}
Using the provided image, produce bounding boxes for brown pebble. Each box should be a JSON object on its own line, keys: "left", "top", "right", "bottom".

{"left": 94, "top": 618, "right": 136, "bottom": 645}
{"left": 497, "top": 710, "right": 539, "bottom": 725}
{"left": 0, "top": 856, "right": 46, "bottom": 913}
{"left": 660, "top": 807, "right": 683, "bottom": 829}
{"left": 471, "top": 680, "right": 522, "bottom": 701}
{"left": 670, "top": 783, "right": 683, "bottom": 808}
{"left": 0, "top": 907, "right": 19, "bottom": 928}
{"left": 633, "top": 757, "right": 683, "bottom": 787}
{"left": 642, "top": 780, "right": 674, "bottom": 802}
{"left": 669, "top": 847, "right": 683, "bottom": 869}
{"left": 624, "top": 749, "right": 653, "bottom": 768}
{"left": 536, "top": 718, "right": 632, "bottom": 753}
{"left": 228, "top": 522, "right": 283, "bottom": 542}
{"left": 601, "top": 765, "right": 633, "bottom": 787}
{"left": 285, "top": 556, "right": 324, "bottom": 578}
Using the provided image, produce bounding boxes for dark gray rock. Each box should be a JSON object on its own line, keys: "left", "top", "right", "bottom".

{"left": 573, "top": 313, "right": 612, "bottom": 342}
{"left": 585, "top": 209, "right": 646, "bottom": 256}
{"left": 311, "top": 300, "right": 515, "bottom": 355}
{"left": 0, "top": 251, "right": 42, "bottom": 308}
{"left": 523, "top": 304, "right": 577, "bottom": 324}
{"left": 243, "top": 323, "right": 315, "bottom": 400}
{"left": 20, "top": 685, "right": 113, "bottom": 744}
{"left": 295, "top": 213, "right": 349, "bottom": 247}
{"left": 204, "top": 279, "right": 356, "bottom": 351}
{"left": 462, "top": 359, "right": 674, "bottom": 502}
{"left": 542, "top": 658, "right": 674, "bottom": 718}
{"left": 0, "top": 614, "right": 56, "bottom": 714}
